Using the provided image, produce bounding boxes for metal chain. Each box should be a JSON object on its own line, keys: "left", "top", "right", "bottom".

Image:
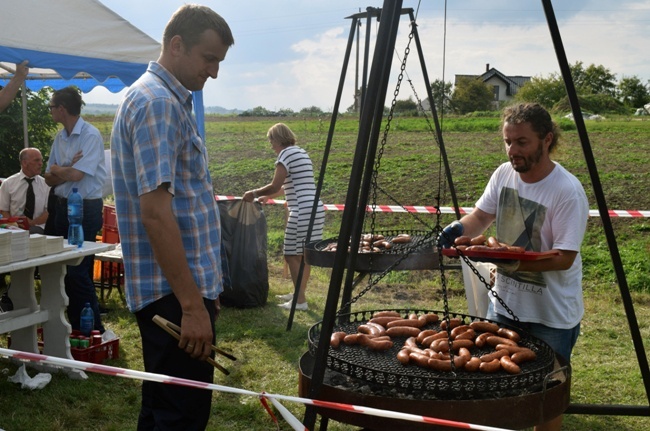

{"left": 337, "top": 231, "right": 436, "bottom": 315}
{"left": 376, "top": 184, "right": 435, "bottom": 231}
{"left": 365, "top": 21, "right": 415, "bottom": 285}
{"left": 408, "top": 78, "right": 439, "bottom": 148}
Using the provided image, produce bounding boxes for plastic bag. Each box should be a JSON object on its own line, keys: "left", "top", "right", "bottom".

{"left": 217, "top": 200, "right": 269, "bottom": 308}
{"left": 460, "top": 259, "right": 494, "bottom": 318}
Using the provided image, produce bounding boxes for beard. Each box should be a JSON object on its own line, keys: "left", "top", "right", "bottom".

{"left": 510, "top": 141, "right": 544, "bottom": 173}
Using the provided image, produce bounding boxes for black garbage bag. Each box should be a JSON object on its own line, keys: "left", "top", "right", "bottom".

{"left": 217, "top": 199, "right": 269, "bottom": 308}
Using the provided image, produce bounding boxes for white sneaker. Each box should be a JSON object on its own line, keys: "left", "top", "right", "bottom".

{"left": 278, "top": 300, "right": 308, "bottom": 311}
{"left": 275, "top": 293, "right": 293, "bottom": 302}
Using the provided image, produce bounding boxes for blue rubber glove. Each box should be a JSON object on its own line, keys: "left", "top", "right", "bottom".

{"left": 437, "top": 221, "right": 464, "bottom": 248}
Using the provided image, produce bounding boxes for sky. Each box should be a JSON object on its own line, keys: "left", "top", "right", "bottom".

{"left": 83, "top": 0, "right": 650, "bottom": 112}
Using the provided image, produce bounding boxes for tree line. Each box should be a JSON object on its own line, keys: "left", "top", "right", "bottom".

{"left": 428, "top": 61, "right": 650, "bottom": 115}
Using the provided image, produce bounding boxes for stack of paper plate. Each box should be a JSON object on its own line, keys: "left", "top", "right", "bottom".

{"left": 29, "top": 234, "right": 47, "bottom": 259}
{"left": 0, "top": 228, "right": 30, "bottom": 263}
{"left": 45, "top": 235, "right": 65, "bottom": 255}
{"left": 0, "top": 229, "right": 11, "bottom": 265}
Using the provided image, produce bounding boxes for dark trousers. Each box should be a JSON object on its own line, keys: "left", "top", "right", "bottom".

{"left": 54, "top": 197, "right": 104, "bottom": 332}
{"left": 135, "top": 294, "right": 217, "bottom": 431}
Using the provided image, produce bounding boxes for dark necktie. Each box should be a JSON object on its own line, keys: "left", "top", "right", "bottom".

{"left": 24, "top": 177, "right": 35, "bottom": 219}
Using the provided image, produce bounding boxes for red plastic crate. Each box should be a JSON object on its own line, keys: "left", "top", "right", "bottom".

{"left": 102, "top": 226, "right": 120, "bottom": 244}
{"left": 8, "top": 328, "right": 119, "bottom": 364}
{"left": 71, "top": 338, "right": 120, "bottom": 364}
{"left": 103, "top": 204, "right": 117, "bottom": 229}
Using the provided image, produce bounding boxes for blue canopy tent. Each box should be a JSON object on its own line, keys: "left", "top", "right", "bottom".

{"left": 0, "top": 0, "right": 206, "bottom": 144}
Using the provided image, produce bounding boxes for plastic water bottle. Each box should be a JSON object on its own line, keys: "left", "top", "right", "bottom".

{"left": 80, "top": 302, "right": 94, "bottom": 337}
{"left": 67, "top": 187, "right": 84, "bottom": 248}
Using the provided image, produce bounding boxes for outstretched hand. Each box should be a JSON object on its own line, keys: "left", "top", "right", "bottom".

{"left": 437, "top": 221, "right": 464, "bottom": 248}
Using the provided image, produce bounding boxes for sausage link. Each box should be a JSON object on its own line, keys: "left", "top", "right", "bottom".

{"left": 330, "top": 332, "right": 347, "bottom": 348}
{"left": 386, "top": 326, "right": 421, "bottom": 338}
{"left": 511, "top": 348, "right": 537, "bottom": 364}
{"left": 450, "top": 324, "right": 471, "bottom": 339}
{"left": 485, "top": 335, "right": 517, "bottom": 347}
{"left": 421, "top": 331, "right": 449, "bottom": 348}
{"left": 480, "top": 349, "right": 510, "bottom": 362}
{"left": 386, "top": 318, "right": 426, "bottom": 329}
{"left": 474, "top": 332, "right": 493, "bottom": 348}
{"left": 464, "top": 356, "right": 481, "bottom": 372}
{"left": 497, "top": 327, "right": 521, "bottom": 343}
{"left": 372, "top": 311, "right": 402, "bottom": 318}
{"left": 416, "top": 330, "right": 437, "bottom": 345}
{"left": 469, "top": 320, "right": 500, "bottom": 334}
{"left": 455, "top": 328, "right": 476, "bottom": 341}
{"left": 358, "top": 324, "right": 380, "bottom": 336}
{"left": 470, "top": 234, "right": 487, "bottom": 245}
{"left": 487, "top": 236, "right": 501, "bottom": 248}
{"left": 500, "top": 355, "right": 522, "bottom": 374}
{"left": 369, "top": 316, "right": 402, "bottom": 327}
{"left": 418, "top": 313, "right": 440, "bottom": 325}
{"left": 449, "top": 339, "right": 474, "bottom": 351}
{"left": 366, "top": 322, "right": 388, "bottom": 336}
{"left": 439, "top": 317, "right": 463, "bottom": 331}
{"left": 479, "top": 358, "right": 501, "bottom": 373}
{"left": 396, "top": 349, "right": 411, "bottom": 365}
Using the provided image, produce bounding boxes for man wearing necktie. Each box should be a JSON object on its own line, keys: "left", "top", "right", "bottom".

{"left": 0, "top": 147, "right": 50, "bottom": 234}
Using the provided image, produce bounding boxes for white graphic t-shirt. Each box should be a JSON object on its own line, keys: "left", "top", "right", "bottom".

{"left": 475, "top": 161, "right": 589, "bottom": 328}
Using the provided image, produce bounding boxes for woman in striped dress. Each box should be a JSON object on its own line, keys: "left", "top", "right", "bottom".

{"left": 243, "top": 123, "right": 325, "bottom": 311}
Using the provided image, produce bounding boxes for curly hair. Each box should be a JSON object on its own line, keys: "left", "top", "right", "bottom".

{"left": 501, "top": 103, "right": 560, "bottom": 153}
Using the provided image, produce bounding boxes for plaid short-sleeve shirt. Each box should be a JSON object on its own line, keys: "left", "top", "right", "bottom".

{"left": 110, "top": 62, "right": 223, "bottom": 312}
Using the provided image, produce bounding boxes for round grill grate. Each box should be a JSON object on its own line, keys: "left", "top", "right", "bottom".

{"left": 308, "top": 309, "right": 556, "bottom": 397}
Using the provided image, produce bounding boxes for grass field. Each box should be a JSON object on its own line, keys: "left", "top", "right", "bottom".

{"left": 0, "top": 114, "right": 649, "bottom": 430}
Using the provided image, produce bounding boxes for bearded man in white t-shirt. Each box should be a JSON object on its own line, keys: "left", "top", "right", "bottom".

{"left": 438, "top": 102, "right": 589, "bottom": 431}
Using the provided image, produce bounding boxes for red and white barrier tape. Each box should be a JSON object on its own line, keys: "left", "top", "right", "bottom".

{"left": 0, "top": 347, "right": 514, "bottom": 431}
{"left": 215, "top": 196, "right": 649, "bottom": 218}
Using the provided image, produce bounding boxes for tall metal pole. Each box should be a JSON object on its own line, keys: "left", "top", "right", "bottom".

{"left": 302, "top": 3, "right": 403, "bottom": 429}
{"left": 541, "top": 0, "right": 650, "bottom": 416}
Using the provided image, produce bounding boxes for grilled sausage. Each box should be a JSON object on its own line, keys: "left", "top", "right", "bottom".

{"left": 366, "top": 322, "right": 388, "bottom": 337}
{"left": 421, "top": 331, "right": 449, "bottom": 348}
{"left": 386, "top": 326, "right": 421, "bottom": 338}
{"left": 497, "top": 327, "right": 521, "bottom": 343}
{"left": 464, "top": 356, "right": 482, "bottom": 372}
{"left": 470, "top": 234, "right": 487, "bottom": 245}
{"left": 479, "top": 358, "right": 501, "bottom": 373}
{"left": 416, "top": 330, "right": 437, "bottom": 345}
{"left": 372, "top": 311, "right": 401, "bottom": 318}
{"left": 469, "top": 320, "right": 500, "bottom": 334}
{"left": 391, "top": 234, "right": 412, "bottom": 244}
{"left": 418, "top": 313, "right": 440, "bottom": 325}
{"left": 485, "top": 335, "right": 517, "bottom": 347}
{"left": 330, "top": 332, "right": 347, "bottom": 348}
{"left": 409, "top": 352, "right": 432, "bottom": 367}
{"left": 500, "top": 355, "right": 522, "bottom": 374}
{"left": 454, "top": 235, "right": 472, "bottom": 246}
{"left": 480, "top": 349, "right": 510, "bottom": 362}
{"left": 455, "top": 329, "right": 476, "bottom": 341}
{"left": 487, "top": 236, "right": 501, "bottom": 248}
{"left": 449, "top": 339, "right": 475, "bottom": 351}
{"left": 511, "top": 348, "right": 537, "bottom": 364}
{"left": 397, "top": 349, "right": 411, "bottom": 365}
{"left": 386, "top": 318, "right": 426, "bottom": 329}
{"left": 450, "top": 325, "right": 471, "bottom": 339}
{"left": 369, "top": 316, "right": 402, "bottom": 326}
{"left": 439, "top": 317, "right": 463, "bottom": 330}
{"left": 474, "top": 332, "right": 493, "bottom": 348}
